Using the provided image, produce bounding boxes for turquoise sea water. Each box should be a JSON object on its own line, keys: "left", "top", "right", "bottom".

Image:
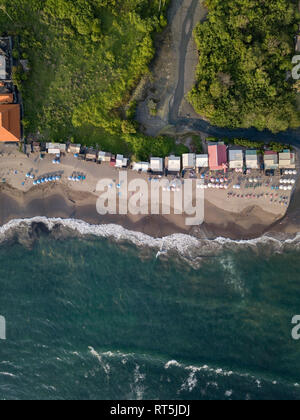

{"left": 1, "top": 223, "right": 300, "bottom": 400}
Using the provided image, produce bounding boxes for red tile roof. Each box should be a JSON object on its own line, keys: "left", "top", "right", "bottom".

{"left": 0, "top": 104, "right": 21, "bottom": 142}
{"left": 208, "top": 144, "right": 227, "bottom": 170}
{"left": 0, "top": 93, "right": 13, "bottom": 104}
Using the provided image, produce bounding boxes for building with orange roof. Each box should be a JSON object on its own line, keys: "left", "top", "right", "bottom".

{"left": 0, "top": 93, "right": 14, "bottom": 104}
{"left": 208, "top": 143, "right": 228, "bottom": 171}
{"left": 0, "top": 104, "right": 21, "bottom": 142}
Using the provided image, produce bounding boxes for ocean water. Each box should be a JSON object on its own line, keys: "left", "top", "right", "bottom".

{"left": 0, "top": 219, "right": 300, "bottom": 400}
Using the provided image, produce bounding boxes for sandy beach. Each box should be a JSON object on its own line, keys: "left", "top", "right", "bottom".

{"left": 0, "top": 143, "right": 298, "bottom": 240}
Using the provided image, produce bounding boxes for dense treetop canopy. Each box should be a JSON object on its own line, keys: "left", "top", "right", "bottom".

{"left": 188, "top": 0, "right": 300, "bottom": 133}
{"left": 0, "top": 0, "right": 179, "bottom": 159}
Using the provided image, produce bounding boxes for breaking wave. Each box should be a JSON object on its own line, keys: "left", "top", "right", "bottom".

{"left": 1, "top": 216, "right": 300, "bottom": 265}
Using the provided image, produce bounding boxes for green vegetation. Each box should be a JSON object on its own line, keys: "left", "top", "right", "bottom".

{"left": 189, "top": 0, "right": 300, "bottom": 133}
{"left": 207, "top": 136, "right": 291, "bottom": 152}
{"left": 191, "top": 135, "right": 203, "bottom": 153}
{"left": 0, "top": 0, "right": 177, "bottom": 159}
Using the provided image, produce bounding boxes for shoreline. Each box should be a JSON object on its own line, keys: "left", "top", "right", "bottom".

{"left": 0, "top": 143, "right": 299, "bottom": 242}
{"left": 0, "top": 181, "right": 298, "bottom": 242}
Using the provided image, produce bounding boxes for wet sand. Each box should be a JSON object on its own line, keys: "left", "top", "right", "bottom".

{"left": 0, "top": 181, "right": 291, "bottom": 240}
{"left": 0, "top": 143, "right": 296, "bottom": 240}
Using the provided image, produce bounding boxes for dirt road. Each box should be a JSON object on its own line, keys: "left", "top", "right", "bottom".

{"left": 135, "top": 0, "right": 300, "bottom": 145}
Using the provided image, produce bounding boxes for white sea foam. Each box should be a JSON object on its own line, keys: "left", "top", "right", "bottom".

{"left": 131, "top": 365, "right": 146, "bottom": 400}
{"left": 164, "top": 360, "right": 182, "bottom": 369}
{"left": 88, "top": 346, "right": 111, "bottom": 375}
{"left": 225, "top": 390, "right": 233, "bottom": 397}
{"left": 0, "top": 372, "right": 16, "bottom": 378}
{"left": 1, "top": 217, "right": 300, "bottom": 264}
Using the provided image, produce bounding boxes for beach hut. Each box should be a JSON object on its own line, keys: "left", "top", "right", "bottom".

{"left": 229, "top": 149, "right": 244, "bottom": 169}
{"left": 182, "top": 153, "right": 196, "bottom": 170}
{"left": 196, "top": 154, "right": 209, "bottom": 169}
{"left": 141, "top": 162, "right": 150, "bottom": 172}
{"left": 165, "top": 156, "right": 181, "bottom": 175}
{"left": 46, "top": 143, "right": 66, "bottom": 153}
{"left": 115, "top": 154, "right": 128, "bottom": 168}
{"left": 132, "top": 162, "right": 142, "bottom": 171}
{"left": 47, "top": 148, "right": 61, "bottom": 155}
{"left": 132, "top": 162, "right": 149, "bottom": 172}
{"left": 85, "top": 149, "right": 98, "bottom": 162}
{"left": 98, "top": 151, "right": 112, "bottom": 163}
{"left": 68, "top": 144, "right": 81, "bottom": 154}
{"left": 279, "top": 150, "right": 296, "bottom": 169}
{"left": 150, "top": 157, "right": 164, "bottom": 174}
{"left": 208, "top": 143, "right": 228, "bottom": 171}
{"left": 246, "top": 150, "right": 259, "bottom": 169}
{"left": 264, "top": 151, "right": 279, "bottom": 170}
{"left": 110, "top": 155, "right": 116, "bottom": 167}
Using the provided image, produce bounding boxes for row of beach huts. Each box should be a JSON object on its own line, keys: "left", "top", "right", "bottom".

{"left": 29, "top": 141, "right": 297, "bottom": 175}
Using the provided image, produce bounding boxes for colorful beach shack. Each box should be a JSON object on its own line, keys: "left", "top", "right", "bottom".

{"left": 208, "top": 143, "right": 228, "bottom": 171}
{"left": 150, "top": 157, "right": 164, "bottom": 174}
{"left": 115, "top": 154, "right": 128, "bottom": 168}
{"left": 165, "top": 156, "right": 181, "bottom": 175}
{"left": 264, "top": 151, "right": 279, "bottom": 170}
{"left": 246, "top": 150, "right": 259, "bottom": 169}
{"left": 229, "top": 149, "right": 244, "bottom": 169}
{"left": 196, "top": 154, "right": 209, "bottom": 169}
{"left": 182, "top": 153, "right": 196, "bottom": 170}
{"left": 278, "top": 150, "right": 296, "bottom": 169}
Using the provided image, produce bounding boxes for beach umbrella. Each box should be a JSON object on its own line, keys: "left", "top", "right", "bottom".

{"left": 288, "top": 186, "right": 293, "bottom": 191}
{"left": 68, "top": 176, "right": 72, "bottom": 181}
{"left": 293, "top": 170, "right": 297, "bottom": 175}
{"left": 26, "top": 173, "right": 30, "bottom": 178}
{"left": 74, "top": 154, "right": 79, "bottom": 158}
{"left": 291, "top": 179, "right": 296, "bottom": 184}
{"left": 33, "top": 180, "right": 37, "bottom": 185}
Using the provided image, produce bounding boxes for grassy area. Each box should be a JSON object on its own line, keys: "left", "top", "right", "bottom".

{"left": 0, "top": 0, "right": 177, "bottom": 159}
